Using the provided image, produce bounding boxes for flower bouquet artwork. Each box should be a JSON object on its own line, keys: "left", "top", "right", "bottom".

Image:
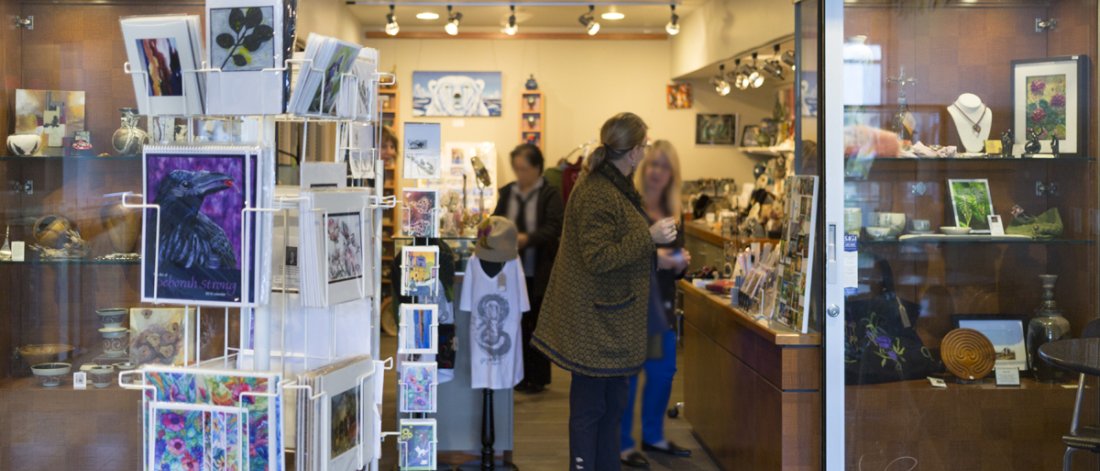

{"left": 1013, "top": 56, "right": 1088, "bottom": 155}
{"left": 399, "top": 361, "right": 437, "bottom": 413}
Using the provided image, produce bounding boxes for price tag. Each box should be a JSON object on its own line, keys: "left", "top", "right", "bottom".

{"left": 73, "top": 372, "right": 87, "bottom": 390}
{"left": 928, "top": 377, "right": 947, "bottom": 389}
{"left": 11, "top": 241, "right": 24, "bottom": 262}
{"left": 995, "top": 366, "right": 1021, "bottom": 387}
{"left": 988, "top": 215, "right": 1005, "bottom": 236}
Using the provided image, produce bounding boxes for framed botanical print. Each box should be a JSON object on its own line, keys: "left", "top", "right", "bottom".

{"left": 1012, "top": 56, "right": 1089, "bottom": 155}
{"left": 947, "top": 178, "right": 994, "bottom": 233}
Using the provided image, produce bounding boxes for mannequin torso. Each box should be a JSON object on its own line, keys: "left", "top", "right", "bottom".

{"left": 946, "top": 93, "right": 992, "bottom": 154}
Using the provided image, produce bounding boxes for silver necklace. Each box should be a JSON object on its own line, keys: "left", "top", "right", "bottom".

{"left": 952, "top": 103, "right": 988, "bottom": 134}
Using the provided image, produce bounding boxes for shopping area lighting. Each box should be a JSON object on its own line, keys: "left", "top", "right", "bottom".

{"left": 748, "top": 52, "right": 764, "bottom": 88}
{"left": 415, "top": 11, "right": 440, "bottom": 20}
{"left": 712, "top": 64, "right": 731, "bottom": 96}
{"left": 445, "top": 5, "right": 462, "bottom": 36}
{"left": 782, "top": 50, "right": 797, "bottom": 70}
{"left": 601, "top": 8, "right": 625, "bottom": 21}
{"left": 579, "top": 5, "right": 600, "bottom": 36}
{"left": 665, "top": 4, "right": 680, "bottom": 36}
{"left": 733, "top": 59, "right": 749, "bottom": 90}
{"left": 762, "top": 45, "right": 785, "bottom": 79}
{"left": 385, "top": 4, "right": 400, "bottom": 36}
{"left": 504, "top": 5, "right": 518, "bottom": 35}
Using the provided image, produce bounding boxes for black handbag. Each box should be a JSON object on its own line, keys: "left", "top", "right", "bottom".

{"left": 844, "top": 259, "right": 942, "bottom": 385}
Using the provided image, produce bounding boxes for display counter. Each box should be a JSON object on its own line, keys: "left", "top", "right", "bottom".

{"left": 678, "top": 280, "right": 821, "bottom": 471}
{"left": 683, "top": 220, "right": 777, "bottom": 272}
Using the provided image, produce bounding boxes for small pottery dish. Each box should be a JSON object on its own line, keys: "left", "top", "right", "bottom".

{"left": 865, "top": 226, "right": 895, "bottom": 240}
{"left": 87, "top": 364, "right": 115, "bottom": 388}
{"left": 96, "top": 308, "right": 127, "bottom": 328}
{"left": 6, "top": 134, "right": 41, "bottom": 156}
{"left": 940, "top": 226, "right": 972, "bottom": 236}
{"left": 31, "top": 362, "right": 72, "bottom": 387}
{"left": 18, "top": 343, "right": 74, "bottom": 366}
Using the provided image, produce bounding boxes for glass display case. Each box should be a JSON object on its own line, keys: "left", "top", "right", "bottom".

{"left": 822, "top": 0, "right": 1100, "bottom": 468}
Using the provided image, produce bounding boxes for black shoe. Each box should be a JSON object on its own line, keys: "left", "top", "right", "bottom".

{"left": 620, "top": 451, "right": 650, "bottom": 468}
{"left": 643, "top": 441, "right": 692, "bottom": 457}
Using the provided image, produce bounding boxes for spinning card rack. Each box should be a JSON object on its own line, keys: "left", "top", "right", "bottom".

{"left": 118, "top": 46, "right": 395, "bottom": 471}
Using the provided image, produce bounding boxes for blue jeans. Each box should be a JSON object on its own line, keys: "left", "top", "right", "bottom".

{"left": 621, "top": 329, "right": 678, "bottom": 451}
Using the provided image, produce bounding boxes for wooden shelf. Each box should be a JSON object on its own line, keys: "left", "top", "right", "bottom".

{"left": 860, "top": 237, "right": 1093, "bottom": 247}
{"left": 0, "top": 155, "right": 140, "bottom": 161}
{"left": 679, "top": 280, "right": 820, "bottom": 346}
{"left": 0, "top": 258, "right": 140, "bottom": 266}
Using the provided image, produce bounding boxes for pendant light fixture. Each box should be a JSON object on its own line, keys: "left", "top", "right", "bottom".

{"left": 748, "top": 52, "right": 765, "bottom": 88}
{"left": 733, "top": 59, "right": 750, "bottom": 90}
{"left": 384, "top": 4, "right": 400, "bottom": 36}
{"left": 665, "top": 4, "right": 680, "bottom": 36}
{"left": 445, "top": 5, "right": 462, "bottom": 36}
{"left": 503, "top": 5, "right": 518, "bottom": 36}
{"left": 579, "top": 5, "right": 600, "bottom": 36}
{"left": 712, "top": 64, "right": 731, "bottom": 96}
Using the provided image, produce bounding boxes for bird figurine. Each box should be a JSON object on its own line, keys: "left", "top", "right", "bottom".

{"left": 155, "top": 169, "right": 237, "bottom": 270}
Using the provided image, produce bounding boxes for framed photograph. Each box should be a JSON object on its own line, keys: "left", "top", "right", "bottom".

{"left": 121, "top": 15, "right": 205, "bottom": 116}
{"left": 399, "top": 361, "right": 438, "bottom": 413}
{"left": 399, "top": 419, "right": 437, "bottom": 471}
{"left": 411, "top": 71, "right": 502, "bottom": 117}
{"left": 740, "top": 125, "right": 761, "bottom": 147}
{"left": 695, "top": 114, "right": 737, "bottom": 145}
{"left": 952, "top": 315, "right": 1028, "bottom": 371}
{"left": 1013, "top": 56, "right": 1089, "bottom": 155}
{"left": 947, "top": 178, "right": 994, "bottom": 233}
{"left": 666, "top": 83, "right": 692, "bottom": 109}
{"left": 403, "top": 122, "right": 442, "bottom": 180}
{"left": 399, "top": 304, "right": 438, "bottom": 354}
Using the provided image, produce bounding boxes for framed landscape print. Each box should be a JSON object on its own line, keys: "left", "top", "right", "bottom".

{"left": 947, "top": 179, "right": 994, "bottom": 233}
{"left": 1012, "top": 56, "right": 1089, "bottom": 155}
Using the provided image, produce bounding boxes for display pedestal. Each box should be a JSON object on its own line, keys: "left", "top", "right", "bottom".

{"left": 457, "top": 389, "right": 518, "bottom": 471}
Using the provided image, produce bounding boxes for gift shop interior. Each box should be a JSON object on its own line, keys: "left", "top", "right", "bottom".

{"left": 3, "top": 0, "right": 1100, "bottom": 470}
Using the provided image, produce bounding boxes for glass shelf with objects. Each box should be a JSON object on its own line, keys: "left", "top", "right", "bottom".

{"left": 830, "top": 0, "right": 1100, "bottom": 469}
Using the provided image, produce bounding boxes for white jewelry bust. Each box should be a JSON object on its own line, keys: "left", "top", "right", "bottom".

{"left": 946, "top": 93, "right": 992, "bottom": 153}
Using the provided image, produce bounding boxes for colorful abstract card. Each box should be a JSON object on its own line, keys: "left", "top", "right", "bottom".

{"left": 120, "top": 15, "right": 205, "bottom": 115}
{"left": 398, "top": 304, "right": 438, "bottom": 354}
{"left": 150, "top": 401, "right": 244, "bottom": 471}
{"left": 402, "top": 189, "right": 438, "bottom": 238}
{"left": 400, "top": 246, "right": 439, "bottom": 297}
{"left": 130, "top": 307, "right": 194, "bottom": 366}
{"left": 14, "top": 89, "right": 86, "bottom": 154}
{"left": 399, "top": 419, "right": 437, "bottom": 471}
{"left": 399, "top": 361, "right": 437, "bottom": 413}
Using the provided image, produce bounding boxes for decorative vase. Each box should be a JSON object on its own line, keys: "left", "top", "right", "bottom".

{"left": 6, "top": 134, "right": 41, "bottom": 156}
{"left": 99, "top": 327, "right": 129, "bottom": 359}
{"left": 110, "top": 108, "right": 148, "bottom": 156}
{"left": 1026, "top": 274, "right": 1071, "bottom": 382}
{"left": 525, "top": 74, "right": 538, "bottom": 90}
{"left": 96, "top": 308, "right": 127, "bottom": 329}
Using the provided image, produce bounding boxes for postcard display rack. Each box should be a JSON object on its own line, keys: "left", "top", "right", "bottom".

{"left": 112, "top": 13, "right": 398, "bottom": 471}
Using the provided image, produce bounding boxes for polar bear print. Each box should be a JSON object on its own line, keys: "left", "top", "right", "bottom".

{"left": 424, "top": 75, "right": 491, "bottom": 116}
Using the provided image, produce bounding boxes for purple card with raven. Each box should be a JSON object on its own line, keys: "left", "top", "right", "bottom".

{"left": 142, "top": 149, "right": 253, "bottom": 305}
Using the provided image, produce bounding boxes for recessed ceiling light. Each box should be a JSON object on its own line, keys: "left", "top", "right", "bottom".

{"left": 601, "top": 9, "right": 625, "bottom": 21}
{"left": 416, "top": 11, "right": 439, "bottom": 20}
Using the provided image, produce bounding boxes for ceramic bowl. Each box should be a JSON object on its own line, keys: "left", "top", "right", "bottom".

{"left": 865, "top": 226, "right": 895, "bottom": 240}
{"left": 877, "top": 212, "right": 907, "bottom": 233}
{"left": 18, "top": 343, "right": 74, "bottom": 366}
{"left": 6, "top": 134, "right": 40, "bottom": 156}
{"left": 99, "top": 327, "right": 129, "bottom": 358}
{"left": 940, "top": 226, "right": 972, "bottom": 236}
{"left": 87, "top": 365, "right": 115, "bottom": 388}
{"left": 910, "top": 219, "right": 933, "bottom": 233}
{"left": 31, "top": 362, "right": 71, "bottom": 387}
{"left": 96, "top": 308, "right": 127, "bottom": 328}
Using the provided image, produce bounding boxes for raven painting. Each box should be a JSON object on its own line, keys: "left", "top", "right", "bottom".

{"left": 154, "top": 169, "right": 237, "bottom": 270}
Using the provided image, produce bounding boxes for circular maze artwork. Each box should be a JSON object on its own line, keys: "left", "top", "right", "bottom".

{"left": 941, "top": 328, "right": 996, "bottom": 380}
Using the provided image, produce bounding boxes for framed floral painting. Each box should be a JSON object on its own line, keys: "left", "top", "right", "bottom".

{"left": 1012, "top": 56, "right": 1089, "bottom": 155}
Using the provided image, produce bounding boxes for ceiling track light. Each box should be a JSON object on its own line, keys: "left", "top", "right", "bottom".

{"left": 504, "top": 5, "right": 518, "bottom": 36}
{"left": 666, "top": 4, "right": 680, "bottom": 36}
{"left": 763, "top": 45, "right": 785, "bottom": 79}
{"left": 712, "top": 63, "right": 731, "bottom": 96}
{"left": 385, "top": 4, "right": 399, "bottom": 36}
{"left": 733, "top": 58, "right": 749, "bottom": 90}
{"left": 782, "top": 49, "right": 797, "bottom": 71}
{"left": 445, "top": 4, "right": 462, "bottom": 36}
{"left": 748, "top": 52, "right": 764, "bottom": 88}
{"left": 579, "top": 5, "right": 600, "bottom": 36}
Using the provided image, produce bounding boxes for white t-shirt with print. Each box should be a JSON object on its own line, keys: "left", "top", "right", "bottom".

{"left": 459, "top": 255, "right": 530, "bottom": 390}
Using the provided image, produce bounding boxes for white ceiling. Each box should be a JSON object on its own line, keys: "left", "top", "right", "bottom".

{"left": 347, "top": 1, "right": 703, "bottom": 34}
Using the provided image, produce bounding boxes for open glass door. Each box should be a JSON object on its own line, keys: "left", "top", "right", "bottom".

{"left": 824, "top": 0, "right": 1100, "bottom": 469}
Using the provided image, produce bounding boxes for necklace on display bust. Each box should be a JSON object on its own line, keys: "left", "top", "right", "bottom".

{"left": 951, "top": 103, "right": 988, "bottom": 134}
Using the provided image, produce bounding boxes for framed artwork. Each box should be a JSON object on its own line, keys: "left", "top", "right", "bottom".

{"left": 401, "top": 245, "right": 439, "bottom": 297}
{"left": 947, "top": 178, "right": 994, "bottom": 233}
{"left": 411, "top": 71, "right": 502, "bottom": 117}
{"left": 130, "top": 307, "right": 194, "bottom": 366}
{"left": 121, "top": 15, "right": 205, "bottom": 115}
{"left": 1013, "top": 56, "right": 1089, "bottom": 155}
{"left": 740, "top": 125, "right": 762, "bottom": 147}
{"left": 399, "top": 304, "right": 438, "bottom": 354}
{"left": 695, "top": 114, "right": 737, "bottom": 145}
{"left": 666, "top": 83, "right": 692, "bottom": 109}
{"left": 399, "top": 419, "right": 437, "bottom": 471}
{"left": 952, "top": 315, "right": 1028, "bottom": 371}
{"left": 302, "top": 189, "right": 372, "bottom": 306}
{"left": 14, "top": 89, "right": 86, "bottom": 153}
{"left": 403, "top": 122, "right": 442, "bottom": 180}
{"left": 402, "top": 189, "right": 439, "bottom": 238}
{"left": 399, "top": 361, "right": 438, "bottom": 413}
{"left": 325, "top": 211, "right": 364, "bottom": 283}
{"left": 316, "top": 355, "right": 376, "bottom": 471}
{"left": 142, "top": 146, "right": 260, "bottom": 306}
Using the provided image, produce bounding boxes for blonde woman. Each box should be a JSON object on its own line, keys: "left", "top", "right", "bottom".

{"left": 534, "top": 113, "right": 678, "bottom": 471}
{"left": 621, "top": 140, "right": 693, "bottom": 468}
